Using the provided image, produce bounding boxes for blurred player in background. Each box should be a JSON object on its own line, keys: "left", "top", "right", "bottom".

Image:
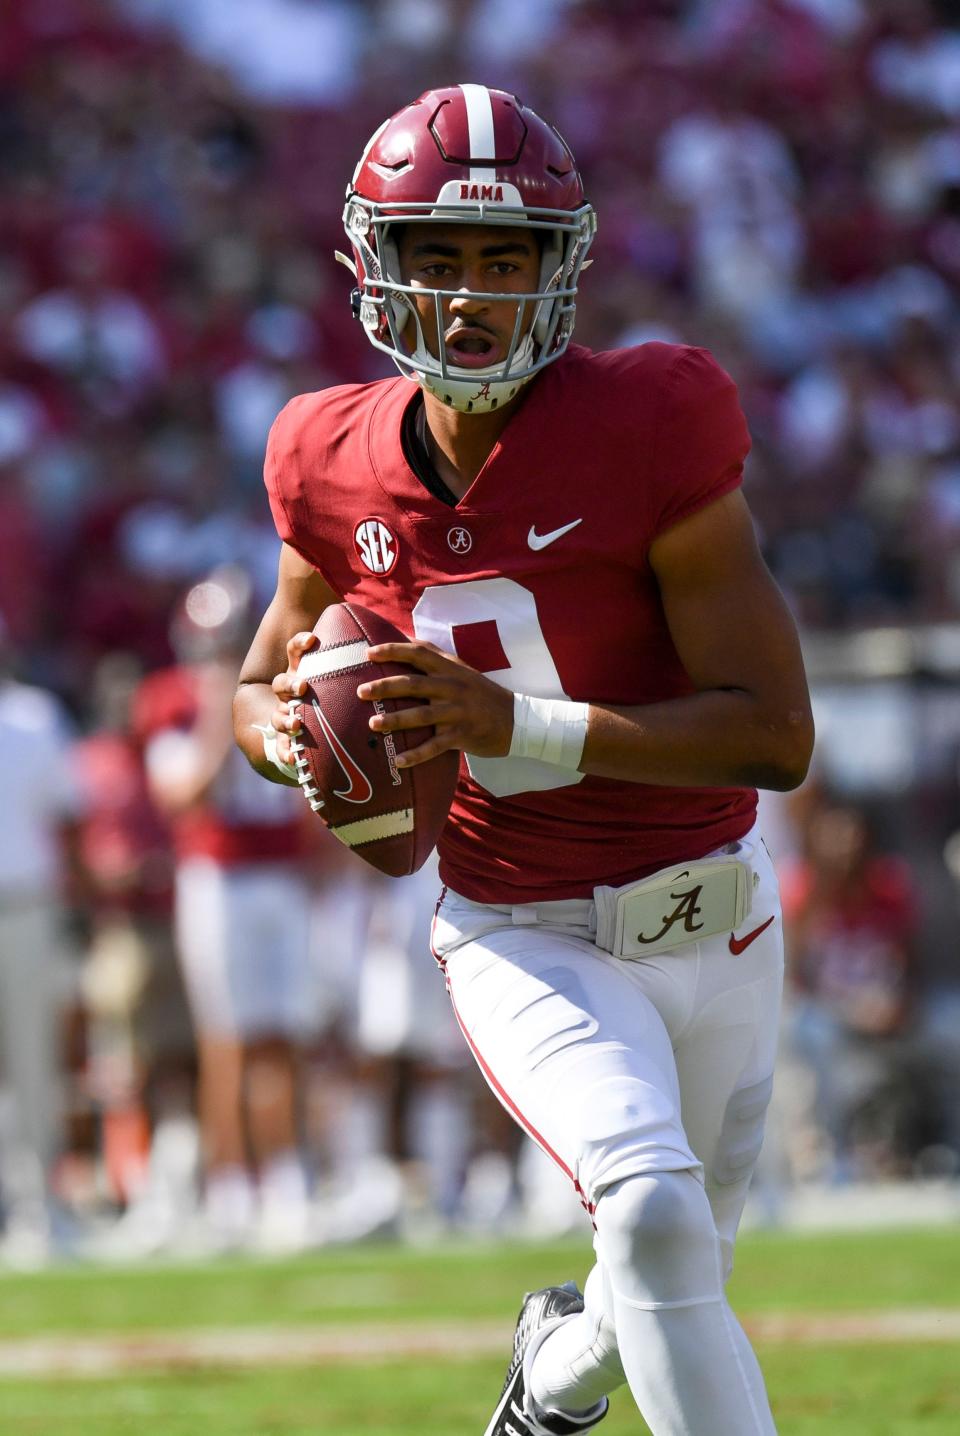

{"left": 72, "top": 651, "right": 193, "bottom": 1241}
{"left": 141, "top": 567, "right": 316, "bottom": 1252}
{"left": 320, "top": 854, "right": 472, "bottom": 1241}
{"left": 0, "top": 613, "right": 85, "bottom": 1265}
{"left": 235, "top": 87, "right": 813, "bottom": 1435}
{"left": 780, "top": 800, "right": 921, "bottom": 1180}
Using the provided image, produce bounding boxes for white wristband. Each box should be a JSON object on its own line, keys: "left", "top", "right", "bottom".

{"left": 253, "top": 722, "right": 299, "bottom": 781}
{"left": 508, "top": 694, "right": 589, "bottom": 770}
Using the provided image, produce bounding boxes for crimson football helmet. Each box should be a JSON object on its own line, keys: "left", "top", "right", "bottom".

{"left": 340, "top": 85, "right": 596, "bottom": 413}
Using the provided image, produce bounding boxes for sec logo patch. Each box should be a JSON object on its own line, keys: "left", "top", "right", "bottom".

{"left": 355, "top": 518, "right": 398, "bottom": 575}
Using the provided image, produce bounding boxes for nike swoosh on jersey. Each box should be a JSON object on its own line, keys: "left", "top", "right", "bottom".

{"left": 312, "top": 700, "right": 373, "bottom": 804}
{"left": 527, "top": 518, "right": 583, "bottom": 550}
{"left": 728, "top": 914, "right": 775, "bottom": 955}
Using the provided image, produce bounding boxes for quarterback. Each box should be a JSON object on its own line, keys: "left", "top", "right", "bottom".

{"left": 234, "top": 86, "right": 813, "bottom": 1436}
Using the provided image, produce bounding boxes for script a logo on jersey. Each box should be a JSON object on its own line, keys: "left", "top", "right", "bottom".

{"left": 311, "top": 700, "right": 373, "bottom": 804}
{"left": 447, "top": 526, "right": 473, "bottom": 554}
{"left": 636, "top": 872, "right": 704, "bottom": 945}
{"left": 355, "top": 518, "right": 398, "bottom": 576}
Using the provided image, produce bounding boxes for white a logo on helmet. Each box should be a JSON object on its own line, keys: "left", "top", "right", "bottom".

{"left": 354, "top": 518, "right": 398, "bottom": 575}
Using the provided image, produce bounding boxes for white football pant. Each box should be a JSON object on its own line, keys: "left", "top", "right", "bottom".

{"left": 432, "top": 824, "right": 781, "bottom": 1435}
{"left": 175, "top": 858, "right": 315, "bottom": 1040}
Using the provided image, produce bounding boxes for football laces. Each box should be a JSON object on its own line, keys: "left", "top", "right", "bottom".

{"left": 287, "top": 698, "right": 325, "bottom": 812}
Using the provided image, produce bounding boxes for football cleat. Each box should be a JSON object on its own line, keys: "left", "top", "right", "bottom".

{"left": 483, "top": 1282, "right": 609, "bottom": 1436}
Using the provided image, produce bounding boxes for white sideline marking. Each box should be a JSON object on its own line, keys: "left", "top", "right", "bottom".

{"left": 0, "top": 1311, "right": 959, "bottom": 1378}
{"left": 0, "top": 1321, "right": 510, "bottom": 1377}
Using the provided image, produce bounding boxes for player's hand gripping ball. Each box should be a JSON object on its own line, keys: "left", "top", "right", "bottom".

{"left": 288, "top": 603, "right": 459, "bottom": 875}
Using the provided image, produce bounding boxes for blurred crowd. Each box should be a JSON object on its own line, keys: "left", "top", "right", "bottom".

{"left": 4, "top": 0, "right": 960, "bottom": 681}
{"left": 2, "top": 0, "right": 960, "bottom": 1262}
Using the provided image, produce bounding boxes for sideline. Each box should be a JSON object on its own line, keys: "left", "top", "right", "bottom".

{"left": 1, "top": 1310, "right": 959, "bottom": 1377}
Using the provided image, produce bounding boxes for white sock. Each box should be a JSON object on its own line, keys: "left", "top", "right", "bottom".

{"left": 592, "top": 1172, "right": 777, "bottom": 1435}
{"left": 529, "top": 1265, "right": 625, "bottom": 1416}
{"left": 405, "top": 1082, "right": 469, "bottom": 1221}
{"left": 327, "top": 1084, "right": 388, "bottom": 1178}
{"left": 606, "top": 1293, "right": 775, "bottom": 1434}
{"left": 259, "top": 1150, "right": 309, "bottom": 1207}
{"left": 204, "top": 1165, "right": 255, "bottom": 1234}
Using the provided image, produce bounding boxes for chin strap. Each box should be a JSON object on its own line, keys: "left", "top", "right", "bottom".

{"left": 411, "top": 332, "right": 538, "bottom": 413}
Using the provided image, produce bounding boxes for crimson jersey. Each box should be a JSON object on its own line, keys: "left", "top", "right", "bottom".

{"left": 265, "top": 341, "right": 757, "bottom": 903}
{"left": 135, "top": 666, "right": 307, "bottom": 866}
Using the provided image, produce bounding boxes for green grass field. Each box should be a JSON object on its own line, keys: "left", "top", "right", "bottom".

{"left": 2, "top": 1228, "right": 958, "bottom": 1434}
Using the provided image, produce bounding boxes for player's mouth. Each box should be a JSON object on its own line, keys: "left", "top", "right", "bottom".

{"left": 444, "top": 326, "right": 502, "bottom": 369}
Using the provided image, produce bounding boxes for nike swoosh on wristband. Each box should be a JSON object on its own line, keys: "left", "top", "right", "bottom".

{"left": 527, "top": 518, "right": 583, "bottom": 550}
{"left": 312, "top": 700, "right": 373, "bottom": 804}
{"left": 728, "top": 915, "right": 775, "bottom": 955}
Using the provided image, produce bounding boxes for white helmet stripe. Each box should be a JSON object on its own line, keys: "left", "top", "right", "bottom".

{"left": 459, "top": 83, "right": 496, "bottom": 184}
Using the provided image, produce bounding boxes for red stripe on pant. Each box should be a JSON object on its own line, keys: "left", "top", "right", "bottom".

{"left": 429, "top": 884, "right": 448, "bottom": 968}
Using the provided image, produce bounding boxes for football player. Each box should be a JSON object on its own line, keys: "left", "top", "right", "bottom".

{"left": 234, "top": 86, "right": 814, "bottom": 1436}
{"left": 143, "top": 568, "right": 316, "bottom": 1252}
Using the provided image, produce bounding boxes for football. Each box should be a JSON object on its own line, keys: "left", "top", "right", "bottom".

{"left": 288, "top": 602, "right": 459, "bottom": 876}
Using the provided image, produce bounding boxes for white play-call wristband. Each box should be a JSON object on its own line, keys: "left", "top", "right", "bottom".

{"left": 508, "top": 694, "right": 590, "bottom": 770}
{"left": 253, "top": 722, "right": 299, "bottom": 781}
